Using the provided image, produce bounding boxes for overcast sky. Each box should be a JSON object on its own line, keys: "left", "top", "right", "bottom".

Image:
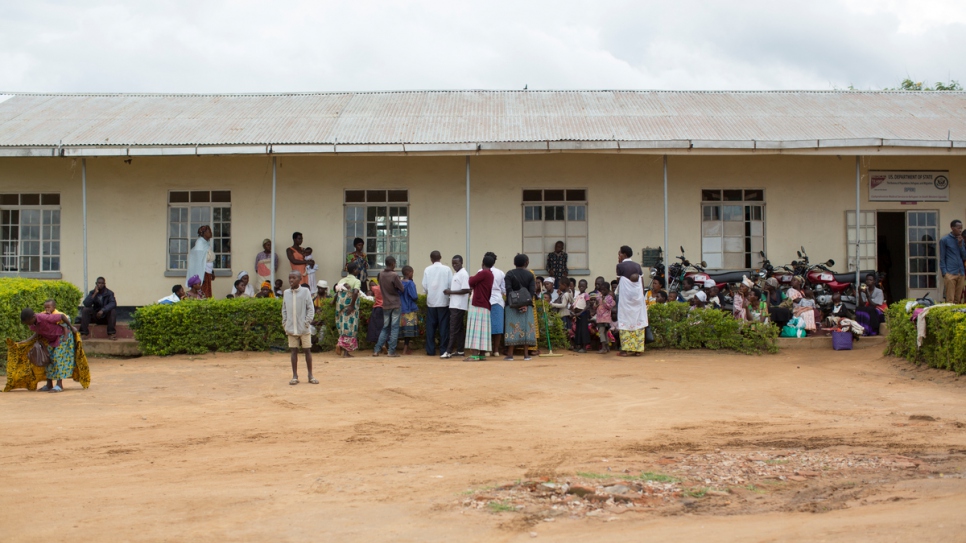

{"left": 1, "top": 0, "right": 964, "bottom": 93}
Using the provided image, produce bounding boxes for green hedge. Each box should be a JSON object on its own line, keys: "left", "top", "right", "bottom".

{"left": 0, "top": 278, "right": 84, "bottom": 372}
{"left": 646, "top": 302, "right": 779, "bottom": 354}
{"left": 133, "top": 294, "right": 571, "bottom": 356}
{"left": 886, "top": 300, "right": 966, "bottom": 373}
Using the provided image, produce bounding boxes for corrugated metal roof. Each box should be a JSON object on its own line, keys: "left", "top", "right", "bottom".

{"left": 0, "top": 90, "right": 964, "bottom": 153}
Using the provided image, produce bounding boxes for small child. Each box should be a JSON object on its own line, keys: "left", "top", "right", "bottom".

{"left": 572, "top": 279, "right": 591, "bottom": 352}
{"left": 551, "top": 281, "right": 574, "bottom": 335}
{"left": 655, "top": 291, "right": 668, "bottom": 304}
{"left": 399, "top": 266, "right": 419, "bottom": 355}
{"left": 303, "top": 248, "right": 318, "bottom": 292}
{"left": 595, "top": 283, "right": 615, "bottom": 354}
{"left": 43, "top": 298, "right": 62, "bottom": 315}
{"left": 274, "top": 279, "right": 285, "bottom": 298}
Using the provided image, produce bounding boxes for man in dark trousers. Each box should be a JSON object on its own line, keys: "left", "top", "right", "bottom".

{"left": 80, "top": 276, "right": 117, "bottom": 339}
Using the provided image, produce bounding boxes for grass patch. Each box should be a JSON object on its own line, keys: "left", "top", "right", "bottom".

{"left": 765, "top": 459, "right": 788, "bottom": 465}
{"left": 576, "top": 471, "right": 610, "bottom": 479}
{"left": 684, "top": 487, "right": 708, "bottom": 498}
{"left": 637, "top": 472, "right": 679, "bottom": 483}
{"left": 744, "top": 484, "right": 766, "bottom": 494}
{"left": 487, "top": 500, "right": 515, "bottom": 513}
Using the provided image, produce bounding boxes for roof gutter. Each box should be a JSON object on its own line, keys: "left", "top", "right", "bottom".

{"left": 1, "top": 139, "right": 964, "bottom": 157}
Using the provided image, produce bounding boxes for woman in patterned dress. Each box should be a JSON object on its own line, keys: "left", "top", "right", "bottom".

{"left": 345, "top": 237, "right": 370, "bottom": 292}
{"left": 19, "top": 307, "right": 82, "bottom": 392}
{"left": 333, "top": 262, "right": 362, "bottom": 357}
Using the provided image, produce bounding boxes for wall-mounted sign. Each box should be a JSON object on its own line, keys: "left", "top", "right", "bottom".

{"left": 869, "top": 170, "right": 949, "bottom": 202}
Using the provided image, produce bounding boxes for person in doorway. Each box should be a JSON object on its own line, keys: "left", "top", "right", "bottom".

{"left": 422, "top": 250, "right": 452, "bottom": 356}
{"left": 503, "top": 253, "right": 536, "bottom": 361}
{"left": 399, "top": 266, "right": 419, "bottom": 355}
{"left": 940, "top": 219, "right": 966, "bottom": 303}
{"left": 464, "top": 254, "right": 495, "bottom": 361}
{"left": 187, "top": 225, "right": 215, "bottom": 299}
{"left": 80, "top": 276, "right": 117, "bottom": 339}
{"left": 483, "top": 252, "right": 506, "bottom": 358}
{"left": 546, "top": 241, "right": 569, "bottom": 289}
{"left": 184, "top": 275, "right": 206, "bottom": 299}
{"left": 159, "top": 284, "right": 185, "bottom": 304}
{"left": 615, "top": 246, "right": 648, "bottom": 356}
{"left": 287, "top": 232, "right": 309, "bottom": 286}
{"left": 373, "top": 256, "right": 405, "bottom": 357}
{"left": 345, "top": 237, "right": 370, "bottom": 290}
{"left": 254, "top": 239, "right": 278, "bottom": 287}
{"left": 282, "top": 271, "right": 316, "bottom": 385}
{"left": 855, "top": 274, "right": 886, "bottom": 336}
{"left": 441, "top": 255, "right": 471, "bottom": 359}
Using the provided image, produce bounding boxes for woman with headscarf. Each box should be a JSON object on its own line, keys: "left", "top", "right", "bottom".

{"left": 9, "top": 307, "right": 91, "bottom": 393}
{"left": 763, "top": 277, "right": 792, "bottom": 328}
{"left": 229, "top": 271, "right": 255, "bottom": 298}
{"left": 186, "top": 225, "right": 215, "bottom": 299}
{"left": 345, "top": 237, "right": 370, "bottom": 290}
{"left": 255, "top": 281, "right": 275, "bottom": 298}
{"left": 184, "top": 275, "right": 207, "bottom": 299}
{"left": 255, "top": 239, "right": 279, "bottom": 287}
{"left": 615, "top": 245, "right": 649, "bottom": 357}
{"left": 333, "top": 261, "right": 363, "bottom": 357}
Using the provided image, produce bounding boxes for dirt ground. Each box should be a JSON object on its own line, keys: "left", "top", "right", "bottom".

{"left": 3, "top": 347, "right": 966, "bottom": 542}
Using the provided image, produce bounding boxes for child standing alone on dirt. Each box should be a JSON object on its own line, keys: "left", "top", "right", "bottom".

{"left": 282, "top": 271, "right": 316, "bottom": 386}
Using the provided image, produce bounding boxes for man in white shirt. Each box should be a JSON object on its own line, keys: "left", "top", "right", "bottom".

{"left": 282, "top": 271, "right": 316, "bottom": 386}
{"left": 441, "top": 255, "right": 471, "bottom": 359}
{"left": 482, "top": 251, "right": 507, "bottom": 357}
{"left": 422, "top": 250, "right": 452, "bottom": 356}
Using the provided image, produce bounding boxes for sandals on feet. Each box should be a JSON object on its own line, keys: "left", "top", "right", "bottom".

{"left": 39, "top": 385, "right": 52, "bottom": 392}
{"left": 289, "top": 378, "right": 299, "bottom": 385}
{"left": 49, "top": 385, "right": 62, "bottom": 393}
{"left": 308, "top": 378, "right": 319, "bottom": 384}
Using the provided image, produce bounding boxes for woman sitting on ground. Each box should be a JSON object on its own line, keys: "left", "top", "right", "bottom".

{"left": 184, "top": 275, "right": 207, "bottom": 299}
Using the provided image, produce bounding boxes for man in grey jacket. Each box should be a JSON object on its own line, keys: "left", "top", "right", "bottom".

{"left": 282, "top": 271, "right": 316, "bottom": 385}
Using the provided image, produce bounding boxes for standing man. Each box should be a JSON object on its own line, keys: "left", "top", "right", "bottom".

{"left": 441, "top": 255, "right": 471, "bottom": 359}
{"left": 940, "top": 220, "right": 966, "bottom": 303}
{"left": 187, "top": 225, "right": 215, "bottom": 299}
{"left": 80, "top": 276, "right": 117, "bottom": 339}
{"left": 485, "top": 252, "right": 506, "bottom": 358}
{"left": 282, "top": 271, "right": 316, "bottom": 385}
{"left": 373, "top": 256, "right": 405, "bottom": 357}
{"left": 422, "top": 250, "right": 452, "bottom": 356}
{"left": 546, "top": 241, "right": 569, "bottom": 289}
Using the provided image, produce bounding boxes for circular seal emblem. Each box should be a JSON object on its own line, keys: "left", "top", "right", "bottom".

{"left": 934, "top": 175, "right": 949, "bottom": 190}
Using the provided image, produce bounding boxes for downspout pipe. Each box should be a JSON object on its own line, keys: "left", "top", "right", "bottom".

{"left": 82, "top": 158, "right": 88, "bottom": 294}
{"left": 271, "top": 156, "right": 277, "bottom": 288}
{"left": 663, "top": 155, "right": 669, "bottom": 261}
{"left": 466, "top": 156, "right": 471, "bottom": 263}
{"left": 855, "top": 156, "right": 861, "bottom": 289}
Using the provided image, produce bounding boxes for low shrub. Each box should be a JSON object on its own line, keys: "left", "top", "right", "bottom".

{"left": 0, "top": 278, "right": 83, "bottom": 372}
{"left": 886, "top": 300, "right": 966, "bottom": 373}
{"left": 645, "top": 302, "right": 779, "bottom": 354}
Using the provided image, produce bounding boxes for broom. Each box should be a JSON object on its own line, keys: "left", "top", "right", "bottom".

{"left": 539, "top": 297, "right": 564, "bottom": 357}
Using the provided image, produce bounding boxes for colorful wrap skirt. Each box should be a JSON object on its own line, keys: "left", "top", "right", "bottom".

{"left": 504, "top": 305, "right": 536, "bottom": 346}
{"left": 400, "top": 311, "right": 418, "bottom": 338}
{"left": 465, "top": 305, "right": 492, "bottom": 352}
{"left": 620, "top": 328, "right": 647, "bottom": 353}
{"left": 336, "top": 290, "right": 360, "bottom": 352}
{"left": 4, "top": 331, "right": 91, "bottom": 391}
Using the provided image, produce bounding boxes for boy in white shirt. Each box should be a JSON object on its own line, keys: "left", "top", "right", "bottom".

{"left": 441, "top": 255, "right": 471, "bottom": 358}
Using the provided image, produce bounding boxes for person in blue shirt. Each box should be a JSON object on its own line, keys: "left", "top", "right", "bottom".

{"left": 399, "top": 265, "right": 420, "bottom": 356}
{"left": 940, "top": 220, "right": 966, "bottom": 303}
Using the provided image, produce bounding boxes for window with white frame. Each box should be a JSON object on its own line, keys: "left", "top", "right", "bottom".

{"left": 701, "top": 189, "right": 764, "bottom": 269}
{"left": 0, "top": 193, "right": 61, "bottom": 273}
{"left": 167, "top": 191, "right": 232, "bottom": 271}
{"left": 344, "top": 190, "right": 409, "bottom": 270}
{"left": 522, "top": 189, "right": 588, "bottom": 271}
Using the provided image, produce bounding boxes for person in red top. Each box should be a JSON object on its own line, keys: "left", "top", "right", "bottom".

{"left": 20, "top": 307, "right": 80, "bottom": 392}
{"left": 464, "top": 254, "right": 496, "bottom": 361}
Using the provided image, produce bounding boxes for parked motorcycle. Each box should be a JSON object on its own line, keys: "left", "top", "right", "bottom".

{"left": 795, "top": 246, "right": 873, "bottom": 311}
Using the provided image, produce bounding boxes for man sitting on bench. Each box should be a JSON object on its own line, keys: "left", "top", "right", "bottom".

{"left": 81, "top": 276, "right": 118, "bottom": 340}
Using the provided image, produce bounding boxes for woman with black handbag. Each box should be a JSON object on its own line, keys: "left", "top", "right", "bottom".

{"left": 503, "top": 254, "right": 536, "bottom": 361}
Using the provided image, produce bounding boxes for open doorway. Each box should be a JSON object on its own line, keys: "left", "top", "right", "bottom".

{"left": 877, "top": 211, "right": 906, "bottom": 304}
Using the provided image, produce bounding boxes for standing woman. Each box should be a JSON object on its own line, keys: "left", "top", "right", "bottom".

{"left": 333, "top": 262, "right": 363, "bottom": 357}
{"left": 17, "top": 307, "right": 90, "bottom": 392}
{"left": 287, "top": 232, "right": 309, "bottom": 286}
{"left": 345, "top": 237, "right": 370, "bottom": 290}
{"left": 503, "top": 254, "right": 536, "bottom": 361}
{"left": 615, "top": 245, "right": 649, "bottom": 357}
{"left": 255, "top": 239, "right": 278, "bottom": 287}
{"left": 187, "top": 225, "right": 215, "bottom": 299}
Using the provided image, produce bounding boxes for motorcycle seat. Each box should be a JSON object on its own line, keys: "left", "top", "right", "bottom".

{"left": 831, "top": 270, "right": 875, "bottom": 284}
{"left": 705, "top": 270, "right": 751, "bottom": 284}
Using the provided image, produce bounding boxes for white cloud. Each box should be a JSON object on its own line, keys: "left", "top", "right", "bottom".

{"left": 0, "top": 0, "right": 962, "bottom": 92}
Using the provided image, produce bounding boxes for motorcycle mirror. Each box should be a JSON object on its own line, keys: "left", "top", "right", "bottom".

{"left": 759, "top": 250, "right": 765, "bottom": 257}
{"left": 700, "top": 261, "right": 707, "bottom": 268}
{"left": 800, "top": 246, "right": 805, "bottom": 253}
{"left": 826, "top": 259, "right": 835, "bottom": 267}
{"left": 797, "top": 251, "right": 802, "bottom": 258}
{"left": 680, "top": 245, "right": 685, "bottom": 253}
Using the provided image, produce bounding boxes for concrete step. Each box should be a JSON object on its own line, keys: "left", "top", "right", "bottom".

{"left": 84, "top": 322, "right": 135, "bottom": 340}
{"left": 777, "top": 335, "right": 886, "bottom": 350}
{"left": 83, "top": 338, "right": 141, "bottom": 357}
